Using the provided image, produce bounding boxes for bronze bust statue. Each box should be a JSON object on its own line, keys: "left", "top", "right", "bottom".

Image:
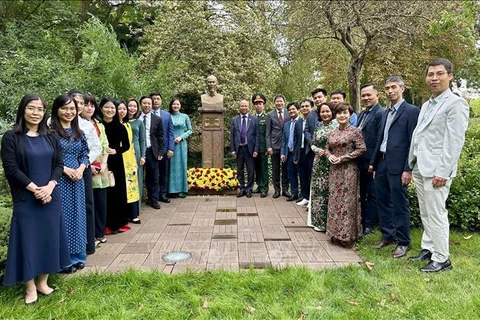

{"left": 201, "top": 75, "right": 224, "bottom": 109}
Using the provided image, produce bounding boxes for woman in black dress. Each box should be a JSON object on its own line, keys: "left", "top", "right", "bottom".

{"left": 1, "top": 93, "right": 70, "bottom": 304}
{"left": 98, "top": 97, "right": 130, "bottom": 234}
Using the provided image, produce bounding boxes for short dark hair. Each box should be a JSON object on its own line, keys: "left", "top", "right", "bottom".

{"left": 273, "top": 94, "right": 286, "bottom": 103}
{"left": 99, "top": 97, "right": 120, "bottom": 124}
{"left": 67, "top": 88, "right": 83, "bottom": 97}
{"left": 140, "top": 95, "right": 152, "bottom": 104}
{"left": 360, "top": 83, "right": 379, "bottom": 92}
{"left": 168, "top": 97, "right": 182, "bottom": 114}
{"left": 316, "top": 102, "right": 335, "bottom": 122}
{"left": 13, "top": 93, "right": 49, "bottom": 135}
{"left": 300, "top": 99, "right": 314, "bottom": 108}
{"left": 150, "top": 91, "right": 163, "bottom": 99}
{"left": 311, "top": 88, "right": 327, "bottom": 97}
{"left": 50, "top": 94, "right": 83, "bottom": 140}
{"left": 335, "top": 103, "right": 354, "bottom": 116}
{"left": 127, "top": 98, "right": 141, "bottom": 119}
{"left": 330, "top": 89, "right": 346, "bottom": 99}
{"left": 286, "top": 101, "right": 300, "bottom": 110}
{"left": 426, "top": 58, "right": 453, "bottom": 75}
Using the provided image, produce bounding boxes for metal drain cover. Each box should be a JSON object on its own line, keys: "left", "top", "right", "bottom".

{"left": 162, "top": 251, "right": 192, "bottom": 263}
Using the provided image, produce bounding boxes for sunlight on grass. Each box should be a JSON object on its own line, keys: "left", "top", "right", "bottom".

{"left": 0, "top": 230, "right": 479, "bottom": 319}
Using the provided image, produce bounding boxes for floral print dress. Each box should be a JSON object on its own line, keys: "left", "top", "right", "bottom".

{"left": 325, "top": 124, "right": 366, "bottom": 244}
{"left": 307, "top": 121, "right": 338, "bottom": 230}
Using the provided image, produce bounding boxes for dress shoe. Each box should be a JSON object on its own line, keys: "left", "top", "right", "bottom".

{"left": 59, "top": 265, "right": 77, "bottom": 274}
{"left": 253, "top": 188, "right": 261, "bottom": 193}
{"left": 146, "top": 199, "right": 152, "bottom": 206}
{"left": 37, "top": 287, "right": 55, "bottom": 296}
{"left": 286, "top": 195, "right": 298, "bottom": 202}
{"left": 178, "top": 193, "right": 186, "bottom": 198}
{"left": 420, "top": 259, "right": 452, "bottom": 273}
{"left": 246, "top": 190, "right": 252, "bottom": 198}
{"left": 272, "top": 191, "right": 280, "bottom": 198}
{"left": 408, "top": 249, "right": 432, "bottom": 262}
{"left": 260, "top": 192, "right": 267, "bottom": 198}
{"left": 237, "top": 190, "right": 245, "bottom": 198}
{"left": 131, "top": 218, "right": 141, "bottom": 224}
{"left": 159, "top": 197, "right": 170, "bottom": 203}
{"left": 392, "top": 245, "right": 410, "bottom": 258}
{"left": 295, "top": 197, "right": 304, "bottom": 203}
{"left": 374, "top": 239, "right": 396, "bottom": 249}
{"left": 282, "top": 191, "right": 292, "bottom": 198}
{"left": 150, "top": 201, "right": 161, "bottom": 209}
{"left": 74, "top": 262, "right": 85, "bottom": 270}
{"left": 296, "top": 199, "right": 309, "bottom": 206}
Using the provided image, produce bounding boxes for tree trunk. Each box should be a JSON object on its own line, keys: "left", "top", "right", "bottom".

{"left": 347, "top": 56, "right": 363, "bottom": 113}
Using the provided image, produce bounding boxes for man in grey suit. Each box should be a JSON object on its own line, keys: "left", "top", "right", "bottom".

{"left": 408, "top": 58, "right": 469, "bottom": 272}
{"left": 231, "top": 99, "right": 258, "bottom": 198}
{"left": 266, "top": 94, "right": 290, "bottom": 198}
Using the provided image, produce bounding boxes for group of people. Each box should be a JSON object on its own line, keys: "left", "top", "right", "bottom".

{"left": 1, "top": 90, "right": 192, "bottom": 304}
{"left": 231, "top": 58, "right": 469, "bottom": 273}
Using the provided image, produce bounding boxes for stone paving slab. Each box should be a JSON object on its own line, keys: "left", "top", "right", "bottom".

{"left": 83, "top": 195, "right": 363, "bottom": 273}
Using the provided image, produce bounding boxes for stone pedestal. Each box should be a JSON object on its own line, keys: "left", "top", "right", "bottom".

{"left": 198, "top": 106, "right": 225, "bottom": 168}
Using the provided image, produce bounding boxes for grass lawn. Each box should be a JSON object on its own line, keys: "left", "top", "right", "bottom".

{"left": 0, "top": 229, "right": 479, "bottom": 319}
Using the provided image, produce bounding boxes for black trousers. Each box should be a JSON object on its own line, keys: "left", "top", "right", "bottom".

{"left": 93, "top": 187, "right": 107, "bottom": 238}
{"left": 158, "top": 156, "right": 169, "bottom": 198}
{"left": 237, "top": 146, "right": 255, "bottom": 191}
{"left": 271, "top": 148, "right": 289, "bottom": 193}
{"left": 83, "top": 169, "right": 96, "bottom": 254}
{"left": 145, "top": 147, "right": 159, "bottom": 202}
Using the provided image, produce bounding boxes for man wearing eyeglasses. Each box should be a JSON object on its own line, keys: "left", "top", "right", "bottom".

{"left": 407, "top": 58, "right": 469, "bottom": 272}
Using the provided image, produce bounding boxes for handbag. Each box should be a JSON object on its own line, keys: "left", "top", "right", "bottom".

{"left": 108, "top": 171, "right": 115, "bottom": 187}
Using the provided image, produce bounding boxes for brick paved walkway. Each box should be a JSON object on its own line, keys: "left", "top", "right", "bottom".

{"left": 84, "top": 196, "right": 363, "bottom": 274}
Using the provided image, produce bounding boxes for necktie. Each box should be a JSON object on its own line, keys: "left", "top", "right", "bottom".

{"left": 279, "top": 111, "right": 284, "bottom": 127}
{"left": 288, "top": 119, "right": 296, "bottom": 150}
{"left": 143, "top": 115, "right": 147, "bottom": 127}
{"left": 240, "top": 115, "right": 247, "bottom": 144}
{"left": 359, "top": 110, "right": 370, "bottom": 128}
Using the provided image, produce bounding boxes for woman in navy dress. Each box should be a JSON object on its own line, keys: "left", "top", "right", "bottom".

{"left": 99, "top": 97, "right": 130, "bottom": 234}
{"left": 50, "top": 94, "right": 89, "bottom": 272}
{"left": 1, "top": 93, "right": 70, "bottom": 304}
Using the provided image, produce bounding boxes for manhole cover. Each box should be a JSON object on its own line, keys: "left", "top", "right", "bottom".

{"left": 162, "top": 251, "right": 192, "bottom": 263}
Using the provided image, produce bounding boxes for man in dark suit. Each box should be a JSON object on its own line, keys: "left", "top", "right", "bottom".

{"left": 356, "top": 83, "right": 385, "bottom": 236}
{"left": 252, "top": 93, "right": 269, "bottom": 198}
{"left": 370, "top": 76, "right": 419, "bottom": 258}
{"left": 281, "top": 102, "right": 301, "bottom": 202}
{"left": 150, "top": 91, "right": 174, "bottom": 203}
{"left": 231, "top": 99, "right": 258, "bottom": 198}
{"left": 140, "top": 95, "right": 164, "bottom": 209}
{"left": 295, "top": 99, "right": 316, "bottom": 206}
{"left": 266, "top": 94, "right": 290, "bottom": 198}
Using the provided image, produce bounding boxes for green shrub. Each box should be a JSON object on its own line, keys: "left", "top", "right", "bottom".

{"left": 0, "top": 206, "right": 12, "bottom": 280}
{"left": 469, "top": 98, "right": 480, "bottom": 118}
{"left": 409, "top": 118, "right": 480, "bottom": 230}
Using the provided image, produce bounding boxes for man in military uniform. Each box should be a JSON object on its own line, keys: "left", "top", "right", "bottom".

{"left": 253, "top": 93, "right": 269, "bottom": 197}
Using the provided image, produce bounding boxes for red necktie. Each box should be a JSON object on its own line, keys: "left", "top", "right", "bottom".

{"left": 279, "top": 112, "right": 284, "bottom": 127}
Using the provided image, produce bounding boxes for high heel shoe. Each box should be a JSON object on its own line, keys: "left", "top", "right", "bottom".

{"left": 37, "top": 288, "right": 55, "bottom": 296}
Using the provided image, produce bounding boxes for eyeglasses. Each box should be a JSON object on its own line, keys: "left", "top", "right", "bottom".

{"left": 25, "top": 106, "right": 46, "bottom": 113}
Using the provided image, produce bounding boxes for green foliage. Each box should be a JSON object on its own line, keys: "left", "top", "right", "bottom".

{"left": 0, "top": 207, "right": 12, "bottom": 279}
{"left": 469, "top": 98, "right": 480, "bottom": 117}
{"left": 409, "top": 118, "right": 480, "bottom": 231}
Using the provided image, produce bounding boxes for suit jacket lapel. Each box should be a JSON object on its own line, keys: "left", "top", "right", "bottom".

{"left": 420, "top": 93, "right": 449, "bottom": 130}
{"left": 391, "top": 101, "right": 406, "bottom": 126}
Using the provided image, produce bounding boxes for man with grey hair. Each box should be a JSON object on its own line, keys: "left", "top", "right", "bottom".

{"left": 370, "top": 76, "right": 419, "bottom": 258}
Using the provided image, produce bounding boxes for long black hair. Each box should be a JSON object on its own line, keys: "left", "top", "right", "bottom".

{"left": 13, "top": 93, "right": 49, "bottom": 135}
{"left": 50, "top": 94, "right": 83, "bottom": 140}
{"left": 117, "top": 99, "right": 129, "bottom": 123}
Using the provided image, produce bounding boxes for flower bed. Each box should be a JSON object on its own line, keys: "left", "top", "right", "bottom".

{"left": 187, "top": 168, "right": 238, "bottom": 192}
